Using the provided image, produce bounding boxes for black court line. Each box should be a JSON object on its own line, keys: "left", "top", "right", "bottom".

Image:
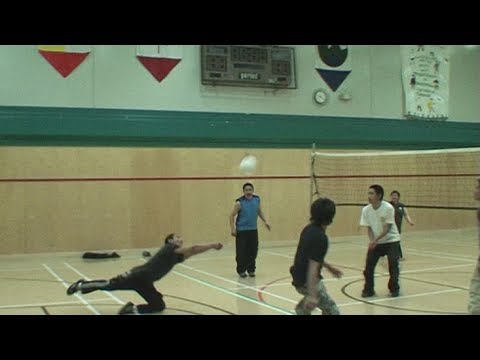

{"left": 114, "top": 307, "right": 203, "bottom": 315}
{"left": 0, "top": 279, "right": 234, "bottom": 314}
{"left": 163, "top": 294, "right": 235, "bottom": 315}
{"left": 158, "top": 307, "right": 202, "bottom": 315}
{"left": 328, "top": 263, "right": 471, "bottom": 291}
{"left": 1, "top": 303, "right": 202, "bottom": 315}
{"left": 41, "top": 306, "right": 50, "bottom": 315}
{"left": 340, "top": 278, "right": 468, "bottom": 315}
{"left": 399, "top": 275, "right": 469, "bottom": 291}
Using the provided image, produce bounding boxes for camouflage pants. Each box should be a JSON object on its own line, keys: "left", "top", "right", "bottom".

{"left": 469, "top": 263, "right": 480, "bottom": 315}
{"left": 294, "top": 281, "right": 340, "bottom": 315}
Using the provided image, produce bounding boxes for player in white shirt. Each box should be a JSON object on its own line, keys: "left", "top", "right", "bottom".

{"left": 360, "top": 184, "right": 401, "bottom": 298}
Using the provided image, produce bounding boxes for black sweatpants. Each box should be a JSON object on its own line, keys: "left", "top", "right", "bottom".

{"left": 235, "top": 229, "right": 259, "bottom": 275}
{"left": 397, "top": 224, "right": 403, "bottom": 258}
{"left": 79, "top": 271, "right": 165, "bottom": 314}
{"left": 363, "top": 242, "right": 400, "bottom": 294}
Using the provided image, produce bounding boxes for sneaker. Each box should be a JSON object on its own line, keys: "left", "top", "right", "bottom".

{"left": 361, "top": 290, "right": 376, "bottom": 298}
{"left": 238, "top": 272, "right": 247, "bottom": 278}
{"left": 248, "top": 272, "right": 256, "bottom": 278}
{"left": 66, "top": 279, "right": 85, "bottom": 295}
{"left": 118, "top": 302, "right": 136, "bottom": 315}
{"left": 390, "top": 291, "right": 400, "bottom": 297}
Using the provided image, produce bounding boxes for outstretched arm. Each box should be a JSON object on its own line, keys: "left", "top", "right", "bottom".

{"left": 175, "top": 243, "right": 223, "bottom": 260}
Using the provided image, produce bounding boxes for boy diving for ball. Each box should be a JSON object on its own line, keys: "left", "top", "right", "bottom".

{"left": 66, "top": 233, "right": 223, "bottom": 315}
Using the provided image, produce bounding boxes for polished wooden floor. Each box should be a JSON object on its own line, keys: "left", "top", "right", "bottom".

{"left": 0, "top": 227, "right": 476, "bottom": 315}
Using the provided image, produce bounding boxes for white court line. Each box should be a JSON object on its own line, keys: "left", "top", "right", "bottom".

{"left": 0, "top": 267, "right": 45, "bottom": 272}
{"left": 63, "top": 262, "right": 125, "bottom": 305}
{"left": 407, "top": 248, "right": 476, "bottom": 261}
{"left": 227, "top": 274, "right": 364, "bottom": 291}
{"left": 264, "top": 249, "right": 474, "bottom": 274}
{"left": 338, "top": 288, "right": 462, "bottom": 308}
{"left": 184, "top": 255, "right": 236, "bottom": 262}
{"left": 42, "top": 264, "right": 100, "bottom": 315}
{"left": 337, "top": 242, "right": 476, "bottom": 261}
{"left": 137, "top": 257, "right": 293, "bottom": 314}
{"left": 227, "top": 262, "right": 474, "bottom": 291}
{"left": 0, "top": 298, "right": 114, "bottom": 310}
{"left": 178, "top": 263, "right": 300, "bottom": 306}
{"left": 171, "top": 270, "right": 292, "bottom": 315}
{"left": 261, "top": 250, "right": 293, "bottom": 259}
{"left": 263, "top": 247, "right": 475, "bottom": 264}
{"left": 399, "top": 263, "right": 473, "bottom": 275}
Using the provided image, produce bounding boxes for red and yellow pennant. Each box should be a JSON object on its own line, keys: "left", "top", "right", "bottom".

{"left": 38, "top": 45, "right": 91, "bottom": 78}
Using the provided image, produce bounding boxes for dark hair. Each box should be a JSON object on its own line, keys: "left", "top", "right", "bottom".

{"left": 310, "top": 198, "right": 336, "bottom": 226}
{"left": 369, "top": 184, "right": 384, "bottom": 201}
{"left": 390, "top": 190, "right": 400, "bottom": 197}
{"left": 164, "top": 233, "right": 175, "bottom": 244}
{"left": 243, "top": 183, "right": 254, "bottom": 191}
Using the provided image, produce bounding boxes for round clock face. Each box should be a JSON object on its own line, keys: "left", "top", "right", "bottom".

{"left": 314, "top": 90, "right": 328, "bottom": 104}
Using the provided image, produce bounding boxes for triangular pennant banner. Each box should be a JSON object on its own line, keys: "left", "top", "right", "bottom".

{"left": 316, "top": 69, "right": 351, "bottom": 92}
{"left": 136, "top": 45, "right": 183, "bottom": 82}
{"left": 38, "top": 45, "right": 91, "bottom": 78}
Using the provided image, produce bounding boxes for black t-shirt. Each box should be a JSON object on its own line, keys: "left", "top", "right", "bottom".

{"left": 130, "top": 243, "right": 185, "bottom": 282}
{"left": 290, "top": 223, "right": 329, "bottom": 287}
{"left": 390, "top": 201, "right": 405, "bottom": 232}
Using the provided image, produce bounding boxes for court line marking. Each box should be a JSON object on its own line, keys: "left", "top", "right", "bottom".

{"left": 178, "top": 263, "right": 300, "bottom": 306}
{"left": 338, "top": 288, "right": 462, "bottom": 307}
{"left": 171, "top": 270, "right": 292, "bottom": 315}
{"left": 134, "top": 256, "right": 292, "bottom": 314}
{"left": 262, "top": 247, "right": 475, "bottom": 264}
{"left": 42, "top": 264, "right": 100, "bottom": 315}
{"left": 64, "top": 262, "right": 125, "bottom": 305}
{"left": 0, "top": 298, "right": 113, "bottom": 310}
{"left": 0, "top": 267, "right": 45, "bottom": 272}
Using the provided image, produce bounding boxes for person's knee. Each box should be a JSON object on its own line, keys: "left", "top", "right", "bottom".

{"left": 149, "top": 300, "right": 166, "bottom": 312}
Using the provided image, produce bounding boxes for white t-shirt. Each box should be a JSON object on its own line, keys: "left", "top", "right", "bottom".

{"left": 360, "top": 201, "right": 400, "bottom": 244}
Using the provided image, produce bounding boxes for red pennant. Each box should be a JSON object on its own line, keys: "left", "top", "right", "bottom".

{"left": 137, "top": 56, "right": 181, "bottom": 82}
{"left": 39, "top": 50, "right": 89, "bottom": 78}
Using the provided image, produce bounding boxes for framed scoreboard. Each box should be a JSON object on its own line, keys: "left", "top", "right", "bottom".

{"left": 201, "top": 45, "right": 296, "bottom": 89}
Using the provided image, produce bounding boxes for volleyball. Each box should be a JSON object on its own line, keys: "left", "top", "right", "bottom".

{"left": 239, "top": 155, "right": 257, "bottom": 175}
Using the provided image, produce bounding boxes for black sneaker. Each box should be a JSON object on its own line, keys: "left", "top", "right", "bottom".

{"left": 361, "top": 290, "right": 376, "bottom": 298}
{"left": 248, "top": 272, "right": 256, "bottom": 278}
{"left": 66, "top": 279, "right": 85, "bottom": 295}
{"left": 239, "top": 272, "right": 247, "bottom": 278}
{"left": 118, "top": 302, "right": 136, "bottom": 315}
{"left": 390, "top": 291, "right": 400, "bottom": 297}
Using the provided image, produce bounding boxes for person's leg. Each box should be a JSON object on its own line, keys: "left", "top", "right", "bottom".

{"left": 398, "top": 227, "right": 404, "bottom": 260}
{"left": 294, "top": 286, "right": 309, "bottom": 315}
{"left": 235, "top": 231, "right": 248, "bottom": 276}
{"left": 294, "top": 282, "right": 340, "bottom": 315}
{"left": 386, "top": 243, "right": 400, "bottom": 296}
{"left": 362, "top": 247, "right": 381, "bottom": 296}
{"left": 468, "top": 264, "right": 480, "bottom": 314}
{"left": 316, "top": 281, "right": 340, "bottom": 315}
{"left": 67, "top": 271, "right": 135, "bottom": 295}
{"left": 246, "top": 230, "right": 259, "bottom": 276}
{"left": 129, "top": 282, "right": 166, "bottom": 314}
